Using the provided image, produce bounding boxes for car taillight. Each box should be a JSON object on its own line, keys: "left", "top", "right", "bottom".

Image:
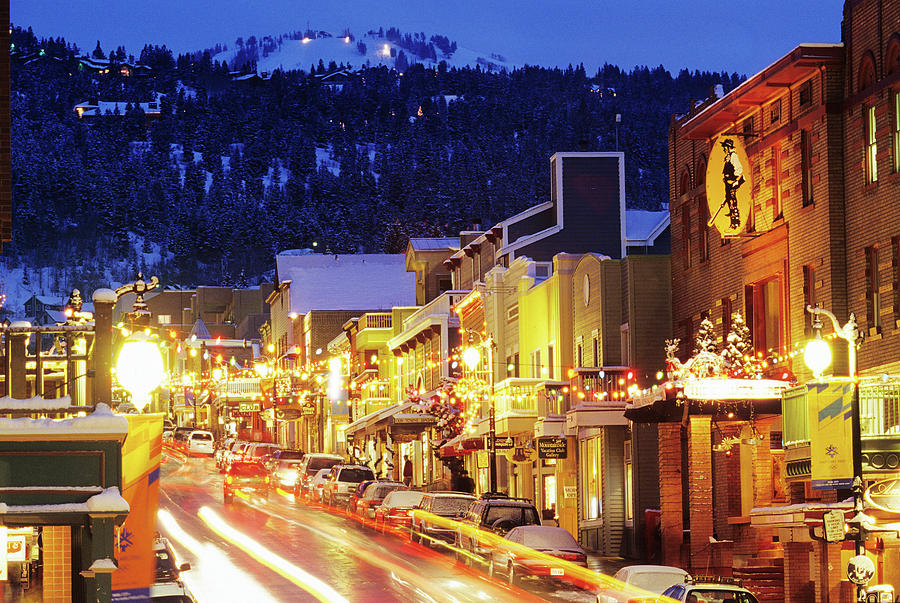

{"left": 225, "top": 476, "right": 233, "bottom": 485}
{"left": 557, "top": 553, "right": 586, "bottom": 562}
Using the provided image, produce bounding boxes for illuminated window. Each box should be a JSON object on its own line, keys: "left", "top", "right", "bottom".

{"left": 624, "top": 440, "right": 633, "bottom": 524}
{"left": 801, "top": 130, "right": 814, "bottom": 206}
{"left": 866, "top": 105, "right": 879, "bottom": 184}
{"left": 866, "top": 246, "right": 882, "bottom": 333}
{"left": 157, "top": 314, "right": 171, "bottom": 325}
{"left": 746, "top": 278, "right": 783, "bottom": 354}
{"left": 580, "top": 437, "right": 601, "bottom": 520}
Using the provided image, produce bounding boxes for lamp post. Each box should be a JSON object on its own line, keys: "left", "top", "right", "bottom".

{"left": 804, "top": 304, "right": 866, "bottom": 600}
{"left": 464, "top": 336, "right": 496, "bottom": 493}
{"left": 114, "top": 274, "right": 165, "bottom": 409}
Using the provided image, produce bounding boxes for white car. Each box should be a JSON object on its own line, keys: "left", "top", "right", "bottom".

{"left": 187, "top": 430, "right": 214, "bottom": 456}
{"left": 596, "top": 565, "right": 689, "bottom": 602}
{"left": 309, "top": 468, "right": 332, "bottom": 502}
{"left": 150, "top": 580, "right": 196, "bottom": 602}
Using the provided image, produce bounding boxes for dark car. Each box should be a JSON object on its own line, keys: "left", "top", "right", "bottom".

{"left": 454, "top": 493, "right": 541, "bottom": 566}
{"left": 347, "top": 479, "right": 379, "bottom": 515}
{"left": 355, "top": 481, "right": 407, "bottom": 519}
{"left": 154, "top": 536, "right": 190, "bottom": 583}
{"left": 410, "top": 491, "right": 476, "bottom": 547}
{"left": 224, "top": 461, "right": 269, "bottom": 504}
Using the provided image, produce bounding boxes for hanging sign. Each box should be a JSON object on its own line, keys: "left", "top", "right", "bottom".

{"left": 505, "top": 446, "right": 538, "bottom": 464}
{"left": 301, "top": 403, "right": 317, "bottom": 416}
{"left": 490, "top": 436, "right": 514, "bottom": 451}
{"left": 706, "top": 135, "right": 752, "bottom": 236}
{"left": 808, "top": 382, "right": 854, "bottom": 490}
{"left": 537, "top": 437, "right": 568, "bottom": 459}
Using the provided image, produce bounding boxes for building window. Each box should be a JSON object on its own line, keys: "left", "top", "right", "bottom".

{"left": 438, "top": 278, "right": 452, "bottom": 293}
{"left": 698, "top": 195, "right": 709, "bottom": 262}
{"left": 531, "top": 349, "right": 542, "bottom": 379}
{"left": 772, "top": 144, "right": 783, "bottom": 221}
{"left": 801, "top": 130, "right": 814, "bottom": 206}
{"left": 620, "top": 323, "right": 630, "bottom": 366}
{"left": 799, "top": 79, "right": 813, "bottom": 107}
{"left": 592, "top": 335, "right": 599, "bottom": 367}
{"left": 157, "top": 314, "right": 171, "bottom": 325}
{"left": 547, "top": 345, "right": 554, "bottom": 379}
{"left": 746, "top": 278, "right": 783, "bottom": 355}
{"left": 682, "top": 204, "right": 692, "bottom": 269}
{"left": 721, "top": 297, "right": 732, "bottom": 341}
{"left": 680, "top": 169, "right": 691, "bottom": 196}
{"left": 507, "top": 354, "right": 519, "bottom": 378}
{"left": 580, "top": 437, "right": 601, "bottom": 520}
{"left": 865, "top": 105, "right": 878, "bottom": 185}
{"left": 769, "top": 99, "right": 781, "bottom": 126}
{"left": 624, "top": 441, "right": 633, "bottom": 524}
{"left": 576, "top": 342, "right": 583, "bottom": 368}
{"left": 893, "top": 237, "right": 900, "bottom": 327}
{"left": 888, "top": 39, "right": 900, "bottom": 76}
{"left": 743, "top": 116, "right": 754, "bottom": 137}
{"left": 893, "top": 91, "right": 900, "bottom": 174}
{"left": 859, "top": 53, "right": 877, "bottom": 92}
{"left": 803, "top": 265, "right": 816, "bottom": 336}
{"left": 866, "top": 246, "right": 883, "bottom": 333}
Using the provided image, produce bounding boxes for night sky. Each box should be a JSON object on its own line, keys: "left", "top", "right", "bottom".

{"left": 12, "top": 0, "right": 842, "bottom": 76}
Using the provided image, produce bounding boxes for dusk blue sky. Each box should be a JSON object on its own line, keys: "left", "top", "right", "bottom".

{"left": 12, "top": 0, "right": 843, "bottom": 76}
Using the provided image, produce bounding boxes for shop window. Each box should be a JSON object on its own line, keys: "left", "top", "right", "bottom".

{"left": 865, "top": 105, "right": 878, "bottom": 184}
{"left": 580, "top": 437, "right": 601, "bottom": 520}
{"left": 866, "top": 245, "right": 883, "bottom": 333}
{"left": 801, "top": 130, "right": 814, "bottom": 206}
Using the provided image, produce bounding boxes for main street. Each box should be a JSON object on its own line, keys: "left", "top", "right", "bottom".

{"left": 158, "top": 453, "right": 602, "bottom": 602}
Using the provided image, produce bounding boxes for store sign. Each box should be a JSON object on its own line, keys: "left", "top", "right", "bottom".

{"left": 705, "top": 135, "right": 752, "bottom": 236}
{"left": 563, "top": 486, "right": 577, "bottom": 499}
{"left": 537, "top": 437, "right": 568, "bottom": 459}
{"left": 505, "top": 446, "right": 538, "bottom": 464}
{"left": 685, "top": 378, "right": 788, "bottom": 400}
{"left": 301, "top": 404, "right": 316, "bottom": 416}
{"left": 7, "top": 536, "right": 25, "bottom": 562}
{"left": 809, "top": 382, "right": 853, "bottom": 490}
{"left": 490, "top": 436, "right": 515, "bottom": 451}
{"left": 238, "top": 402, "right": 260, "bottom": 413}
{"left": 865, "top": 477, "right": 900, "bottom": 513}
{"left": 276, "top": 408, "right": 302, "bottom": 420}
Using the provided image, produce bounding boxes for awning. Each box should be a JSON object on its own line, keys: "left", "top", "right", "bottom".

{"left": 439, "top": 432, "right": 484, "bottom": 457}
{"left": 344, "top": 401, "right": 436, "bottom": 439}
{"left": 565, "top": 402, "right": 628, "bottom": 435}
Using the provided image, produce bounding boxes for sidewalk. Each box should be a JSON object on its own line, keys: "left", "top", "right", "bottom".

{"left": 585, "top": 553, "right": 631, "bottom": 577}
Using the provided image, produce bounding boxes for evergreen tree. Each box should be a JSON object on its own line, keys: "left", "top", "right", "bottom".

{"left": 694, "top": 317, "right": 717, "bottom": 355}
{"left": 723, "top": 313, "right": 753, "bottom": 376}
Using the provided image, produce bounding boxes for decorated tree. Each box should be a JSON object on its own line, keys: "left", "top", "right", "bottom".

{"left": 694, "top": 317, "right": 718, "bottom": 355}
{"left": 723, "top": 312, "right": 753, "bottom": 377}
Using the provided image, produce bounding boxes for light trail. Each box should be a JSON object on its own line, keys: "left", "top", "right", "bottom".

{"left": 157, "top": 509, "right": 279, "bottom": 602}
{"left": 197, "top": 505, "right": 350, "bottom": 603}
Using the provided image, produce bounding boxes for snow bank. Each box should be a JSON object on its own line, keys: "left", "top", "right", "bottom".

{"left": 0, "top": 487, "right": 129, "bottom": 515}
{"left": 0, "top": 395, "right": 72, "bottom": 412}
{"left": 89, "top": 558, "right": 118, "bottom": 571}
{"left": 0, "top": 403, "right": 128, "bottom": 438}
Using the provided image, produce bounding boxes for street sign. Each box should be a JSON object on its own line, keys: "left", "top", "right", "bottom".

{"left": 537, "top": 437, "right": 568, "bottom": 459}
{"left": 301, "top": 404, "right": 316, "bottom": 416}
{"left": 847, "top": 554, "right": 875, "bottom": 585}
{"left": 823, "top": 509, "right": 845, "bottom": 543}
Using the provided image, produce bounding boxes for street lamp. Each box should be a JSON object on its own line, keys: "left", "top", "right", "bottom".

{"left": 116, "top": 331, "right": 165, "bottom": 404}
{"left": 464, "top": 336, "right": 496, "bottom": 493}
{"left": 804, "top": 304, "right": 866, "bottom": 600}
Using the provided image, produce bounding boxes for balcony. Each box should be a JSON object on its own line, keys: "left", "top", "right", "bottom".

{"left": 569, "top": 366, "right": 634, "bottom": 403}
{"left": 359, "top": 312, "right": 392, "bottom": 330}
{"left": 396, "top": 291, "right": 469, "bottom": 334}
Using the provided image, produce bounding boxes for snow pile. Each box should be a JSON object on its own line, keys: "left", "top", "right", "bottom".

{"left": 0, "top": 403, "right": 128, "bottom": 438}
{"left": 0, "top": 395, "right": 72, "bottom": 412}
{"left": 88, "top": 558, "right": 118, "bottom": 572}
{"left": 85, "top": 487, "right": 130, "bottom": 513}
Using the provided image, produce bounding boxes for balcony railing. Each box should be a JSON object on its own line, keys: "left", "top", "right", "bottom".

{"left": 570, "top": 366, "right": 634, "bottom": 403}
{"left": 359, "top": 313, "right": 392, "bottom": 330}
{"left": 399, "top": 291, "right": 469, "bottom": 332}
{"left": 493, "top": 378, "right": 546, "bottom": 416}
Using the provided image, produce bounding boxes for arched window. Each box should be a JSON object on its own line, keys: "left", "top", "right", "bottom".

{"left": 859, "top": 51, "right": 877, "bottom": 92}
{"left": 680, "top": 168, "right": 691, "bottom": 196}
{"left": 696, "top": 156, "right": 707, "bottom": 185}
{"left": 886, "top": 36, "right": 900, "bottom": 76}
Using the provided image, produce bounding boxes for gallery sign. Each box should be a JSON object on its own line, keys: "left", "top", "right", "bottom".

{"left": 706, "top": 135, "right": 752, "bottom": 236}
{"left": 864, "top": 477, "right": 900, "bottom": 513}
{"left": 537, "top": 437, "right": 568, "bottom": 459}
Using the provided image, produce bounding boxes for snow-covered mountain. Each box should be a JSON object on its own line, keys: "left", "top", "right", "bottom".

{"left": 211, "top": 30, "right": 519, "bottom": 74}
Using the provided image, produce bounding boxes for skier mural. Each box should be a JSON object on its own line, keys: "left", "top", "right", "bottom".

{"left": 706, "top": 135, "right": 752, "bottom": 235}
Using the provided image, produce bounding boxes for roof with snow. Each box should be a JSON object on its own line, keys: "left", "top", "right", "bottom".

{"left": 74, "top": 98, "right": 162, "bottom": 118}
{"left": 625, "top": 210, "right": 669, "bottom": 246}
{"left": 275, "top": 253, "right": 415, "bottom": 314}
{"left": 409, "top": 237, "right": 460, "bottom": 251}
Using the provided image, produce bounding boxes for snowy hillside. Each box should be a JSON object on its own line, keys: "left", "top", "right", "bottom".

{"left": 212, "top": 30, "right": 519, "bottom": 74}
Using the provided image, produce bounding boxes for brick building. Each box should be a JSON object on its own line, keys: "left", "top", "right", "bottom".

{"left": 653, "top": 1, "right": 900, "bottom": 600}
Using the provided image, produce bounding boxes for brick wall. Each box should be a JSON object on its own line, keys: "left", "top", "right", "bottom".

{"left": 784, "top": 541, "right": 814, "bottom": 603}
{"left": 687, "top": 416, "right": 713, "bottom": 571}
{"left": 42, "top": 526, "right": 72, "bottom": 603}
{"left": 658, "top": 422, "right": 683, "bottom": 566}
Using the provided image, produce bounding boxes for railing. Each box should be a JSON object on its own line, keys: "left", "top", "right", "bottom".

{"left": 214, "top": 377, "right": 262, "bottom": 396}
{"left": 354, "top": 396, "right": 392, "bottom": 418}
{"left": 359, "top": 313, "right": 392, "bottom": 330}
{"left": 399, "top": 291, "right": 469, "bottom": 332}
{"left": 570, "top": 366, "right": 633, "bottom": 403}
{"left": 860, "top": 380, "right": 900, "bottom": 438}
{"left": 493, "top": 378, "right": 546, "bottom": 415}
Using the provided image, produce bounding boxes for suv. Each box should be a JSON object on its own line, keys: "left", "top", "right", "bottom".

{"left": 294, "top": 453, "right": 344, "bottom": 499}
{"left": 321, "top": 464, "right": 375, "bottom": 507}
{"left": 661, "top": 575, "right": 759, "bottom": 603}
{"left": 454, "top": 493, "right": 541, "bottom": 566}
{"left": 411, "top": 491, "right": 476, "bottom": 547}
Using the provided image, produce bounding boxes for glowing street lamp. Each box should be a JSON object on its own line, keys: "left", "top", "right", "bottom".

{"left": 465, "top": 337, "right": 497, "bottom": 493}
{"left": 116, "top": 331, "right": 164, "bottom": 402}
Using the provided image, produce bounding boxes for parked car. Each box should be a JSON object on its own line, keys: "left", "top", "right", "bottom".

{"left": 308, "top": 468, "right": 332, "bottom": 502}
{"left": 245, "top": 442, "right": 281, "bottom": 464}
{"left": 150, "top": 580, "right": 196, "bottom": 602}
{"left": 224, "top": 461, "right": 270, "bottom": 504}
{"left": 187, "top": 430, "right": 214, "bottom": 456}
{"left": 355, "top": 481, "right": 406, "bottom": 519}
{"left": 660, "top": 576, "right": 759, "bottom": 603}
{"left": 224, "top": 441, "right": 251, "bottom": 469}
{"left": 347, "top": 479, "right": 379, "bottom": 514}
{"left": 293, "top": 453, "right": 344, "bottom": 499}
{"left": 172, "top": 427, "right": 195, "bottom": 449}
{"left": 271, "top": 459, "right": 304, "bottom": 490}
{"left": 321, "top": 465, "right": 376, "bottom": 507}
{"left": 489, "top": 525, "right": 587, "bottom": 586}
{"left": 153, "top": 536, "right": 190, "bottom": 583}
{"left": 595, "top": 565, "right": 690, "bottom": 603}
{"left": 264, "top": 449, "right": 305, "bottom": 472}
{"left": 455, "top": 493, "right": 541, "bottom": 566}
{"left": 410, "top": 491, "right": 476, "bottom": 547}
{"left": 374, "top": 489, "right": 426, "bottom": 532}
{"left": 215, "top": 438, "right": 237, "bottom": 469}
